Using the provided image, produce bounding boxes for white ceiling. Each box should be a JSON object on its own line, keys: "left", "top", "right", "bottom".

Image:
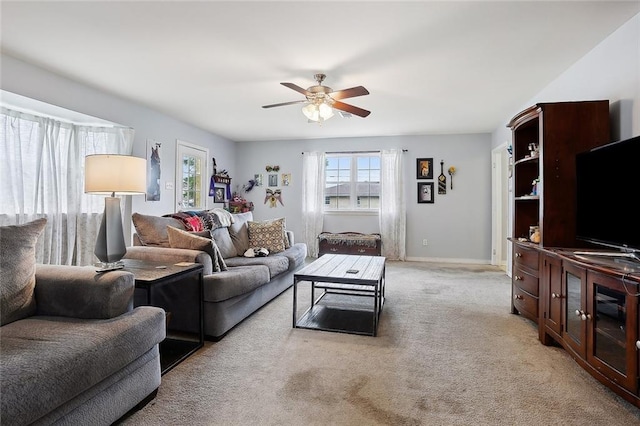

{"left": 1, "top": 1, "right": 639, "bottom": 142}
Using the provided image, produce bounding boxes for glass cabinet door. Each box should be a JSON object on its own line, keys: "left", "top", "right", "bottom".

{"left": 587, "top": 272, "right": 638, "bottom": 393}
{"left": 563, "top": 263, "right": 587, "bottom": 358}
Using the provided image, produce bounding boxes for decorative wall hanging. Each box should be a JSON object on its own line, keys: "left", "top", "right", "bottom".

{"left": 213, "top": 187, "right": 225, "bottom": 203}
{"left": 438, "top": 160, "right": 447, "bottom": 194}
{"left": 417, "top": 182, "right": 434, "bottom": 204}
{"left": 416, "top": 158, "right": 433, "bottom": 179}
{"left": 282, "top": 173, "right": 291, "bottom": 186}
{"left": 448, "top": 166, "right": 456, "bottom": 190}
{"left": 254, "top": 174, "right": 263, "bottom": 186}
{"left": 146, "top": 139, "right": 162, "bottom": 201}
{"left": 268, "top": 174, "right": 278, "bottom": 187}
{"left": 265, "top": 188, "right": 284, "bottom": 208}
{"left": 265, "top": 165, "right": 280, "bottom": 172}
{"left": 242, "top": 179, "right": 257, "bottom": 192}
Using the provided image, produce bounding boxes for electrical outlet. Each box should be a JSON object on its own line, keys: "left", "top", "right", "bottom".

{"left": 165, "top": 182, "right": 174, "bottom": 190}
{"left": 422, "top": 239, "right": 428, "bottom": 246}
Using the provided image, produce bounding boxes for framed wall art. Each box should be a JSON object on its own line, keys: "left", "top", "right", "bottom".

{"left": 416, "top": 158, "right": 433, "bottom": 179}
{"left": 417, "top": 182, "right": 434, "bottom": 204}
{"left": 268, "top": 174, "right": 278, "bottom": 187}
{"left": 213, "top": 186, "right": 225, "bottom": 203}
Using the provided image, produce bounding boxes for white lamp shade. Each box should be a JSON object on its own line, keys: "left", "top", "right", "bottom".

{"left": 85, "top": 154, "right": 146, "bottom": 194}
{"left": 302, "top": 103, "right": 320, "bottom": 121}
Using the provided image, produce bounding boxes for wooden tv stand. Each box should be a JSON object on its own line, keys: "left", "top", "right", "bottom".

{"left": 511, "top": 239, "right": 640, "bottom": 407}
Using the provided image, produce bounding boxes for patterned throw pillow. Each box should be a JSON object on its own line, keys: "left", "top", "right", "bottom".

{"left": 247, "top": 218, "right": 286, "bottom": 253}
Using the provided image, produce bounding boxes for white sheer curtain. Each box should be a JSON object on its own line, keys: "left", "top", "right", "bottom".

{"left": 301, "top": 151, "right": 325, "bottom": 258}
{"left": 0, "top": 108, "right": 134, "bottom": 265}
{"left": 379, "top": 149, "right": 406, "bottom": 260}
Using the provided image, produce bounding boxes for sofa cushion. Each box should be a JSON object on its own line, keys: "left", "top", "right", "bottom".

{"left": 132, "top": 213, "right": 185, "bottom": 247}
{"left": 202, "top": 265, "right": 270, "bottom": 302}
{"left": 0, "top": 307, "right": 165, "bottom": 426}
{"left": 248, "top": 218, "right": 286, "bottom": 253}
{"left": 224, "top": 255, "right": 289, "bottom": 279}
{"left": 0, "top": 218, "right": 47, "bottom": 326}
{"left": 167, "top": 226, "right": 227, "bottom": 272}
{"left": 229, "top": 211, "right": 253, "bottom": 256}
{"left": 274, "top": 243, "right": 308, "bottom": 272}
{"left": 211, "top": 227, "right": 238, "bottom": 259}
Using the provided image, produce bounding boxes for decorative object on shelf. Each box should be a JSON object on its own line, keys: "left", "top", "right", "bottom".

{"left": 438, "top": 160, "right": 446, "bottom": 194}
{"left": 254, "top": 174, "right": 263, "bottom": 186}
{"left": 268, "top": 174, "right": 278, "bottom": 187}
{"left": 529, "top": 226, "right": 540, "bottom": 243}
{"left": 265, "top": 188, "right": 284, "bottom": 208}
{"left": 416, "top": 158, "right": 433, "bottom": 179}
{"left": 228, "top": 192, "right": 254, "bottom": 213}
{"left": 85, "top": 154, "right": 146, "bottom": 271}
{"left": 531, "top": 178, "right": 539, "bottom": 196}
{"left": 448, "top": 166, "right": 456, "bottom": 189}
{"left": 145, "top": 140, "right": 162, "bottom": 201}
{"left": 527, "top": 143, "right": 539, "bottom": 158}
{"left": 242, "top": 179, "right": 257, "bottom": 192}
{"left": 265, "top": 165, "right": 280, "bottom": 172}
{"left": 417, "top": 182, "right": 434, "bottom": 204}
{"left": 282, "top": 173, "right": 291, "bottom": 186}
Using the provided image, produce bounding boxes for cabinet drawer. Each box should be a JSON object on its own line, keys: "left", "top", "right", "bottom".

{"left": 513, "top": 245, "right": 539, "bottom": 272}
{"left": 512, "top": 266, "right": 539, "bottom": 296}
{"left": 513, "top": 289, "right": 538, "bottom": 321}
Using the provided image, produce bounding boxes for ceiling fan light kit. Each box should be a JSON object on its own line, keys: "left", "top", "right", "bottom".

{"left": 263, "top": 73, "right": 370, "bottom": 123}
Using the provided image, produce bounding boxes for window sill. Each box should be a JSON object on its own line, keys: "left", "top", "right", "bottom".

{"left": 323, "top": 210, "right": 379, "bottom": 216}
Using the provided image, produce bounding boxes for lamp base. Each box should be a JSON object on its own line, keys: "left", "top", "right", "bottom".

{"left": 95, "top": 261, "right": 125, "bottom": 273}
{"left": 95, "top": 196, "right": 127, "bottom": 265}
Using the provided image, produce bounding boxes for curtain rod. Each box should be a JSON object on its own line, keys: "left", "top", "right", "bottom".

{"left": 302, "top": 149, "right": 408, "bottom": 154}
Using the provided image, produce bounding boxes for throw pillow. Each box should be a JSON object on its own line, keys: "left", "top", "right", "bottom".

{"left": 211, "top": 227, "right": 238, "bottom": 259}
{"left": 229, "top": 211, "right": 253, "bottom": 256}
{"left": 132, "top": 213, "right": 185, "bottom": 247}
{"left": 166, "top": 226, "right": 227, "bottom": 272}
{"left": 0, "top": 218, "right": 47, "bottom": 326}
{"left": 248, "top": 218, "right": 286, "bottom": 253}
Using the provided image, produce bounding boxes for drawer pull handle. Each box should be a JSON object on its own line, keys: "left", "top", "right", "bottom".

{"left": 575, "top": 309, "right": 591, "bottom": 321}
{"left": 515, "top": 252, "right": 523, "bottom": 258}
{"left": 514, "top": 295, "right": 524, "bottom": 300}
{"left": 636, "top": 341, "right": 640, "bottom": 350}
{"left": 357, "top": 249, "right": 365, "bottom": 253}
{"left": 330, "top": 248, "right": 338, "bottom": 252}
{"left": 514, "top": 275, "right": 522, "bottom": 281}
{"left": 551, "top": 293, "right": 562, "bottom": 299}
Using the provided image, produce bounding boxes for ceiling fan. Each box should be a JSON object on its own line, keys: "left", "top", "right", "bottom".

{"left": 262, "top": 73, "right": 370, "bottom": 122}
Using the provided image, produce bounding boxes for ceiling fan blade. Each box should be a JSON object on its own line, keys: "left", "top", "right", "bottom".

{"left": 330, "top": 86, "right": 369, "bottom": 100}
{"left": 331, "top": 100, "right": 371, "bottom": 118}
{"left": 262, "top": 100, "right": 306, "bottom": 109}
{"left": 281, "top": 82, "right": 312, "bottom": 97}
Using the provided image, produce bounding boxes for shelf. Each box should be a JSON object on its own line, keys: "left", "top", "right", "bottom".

{"left": 515, "top": 195, "right": 540, "bottom": 201}
{"left": 514, "top": 156, "right": 540, "bottom": 166}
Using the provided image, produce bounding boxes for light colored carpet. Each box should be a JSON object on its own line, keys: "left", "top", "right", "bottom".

{"left": 122, "top": 261, "right": 640, "bottom": 425}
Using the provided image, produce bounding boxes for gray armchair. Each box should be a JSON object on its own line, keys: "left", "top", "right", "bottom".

{"left": 0, "top": 265, "right": 166, "bottom": 426}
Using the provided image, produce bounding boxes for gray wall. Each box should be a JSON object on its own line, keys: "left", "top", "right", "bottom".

{"left": 235, "top": 134, "right": 493, "bottom": 263}
{"left": 1, "top": 54, "right": 237, "bottom": 239}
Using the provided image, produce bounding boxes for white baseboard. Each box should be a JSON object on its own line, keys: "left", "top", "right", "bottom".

{"left": 404, "top": 256, "right": 491, "bottom": 265}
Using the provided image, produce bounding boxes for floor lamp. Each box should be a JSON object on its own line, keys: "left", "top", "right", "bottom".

{"left": 85, "top": 154, "right": 146, "bottom": 271}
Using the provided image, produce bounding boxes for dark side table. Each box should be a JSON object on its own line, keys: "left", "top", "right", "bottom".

{"left": 122, "top": 259, "right": 204, "bottom": 375}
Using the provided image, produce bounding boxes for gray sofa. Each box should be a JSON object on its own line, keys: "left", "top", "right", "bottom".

{"left": 125, "top": 211, "right": 307, "bottom": 340}
{"left": 0, "top": 219, "right": 166, "bottom": 426}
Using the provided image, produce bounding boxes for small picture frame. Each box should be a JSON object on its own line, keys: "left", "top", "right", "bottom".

{"left": 268, "top": 174, "right": 278, "bottom": 187}
{"left": 418, "top": 182, "right": 434, "bottom": 204}
{"left": 213, "top": 186, "right": 225, "bottom": 203}
{"left": 254, "top": 174, "right": 263, "bottom": 186}
{"left": 281, "top": 173, "right": 291, "bottom": 186}
{"left": 417, "top": 158, "right": 434, "bottom": 179}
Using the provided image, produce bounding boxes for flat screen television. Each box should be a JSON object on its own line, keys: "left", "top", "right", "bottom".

{"left": 575, "top": 135, "right": 640, "bottom": 259}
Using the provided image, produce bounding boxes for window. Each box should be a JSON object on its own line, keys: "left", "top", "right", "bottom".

{"left": 176, "top": 140, "right": 209, "bottom": 210}
{"left": 324, "top": 153, "right": 380, "bottom": 211}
